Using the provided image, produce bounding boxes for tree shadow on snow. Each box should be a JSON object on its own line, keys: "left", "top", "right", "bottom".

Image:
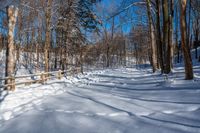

{"left": 0, "top": 87, "right": 8, "bottom": 103}
{"left": 67, "top": 91, "right": 134, "bottom": 116}
{"left": 143, "top": 116, "right": 200, "bottom": 129}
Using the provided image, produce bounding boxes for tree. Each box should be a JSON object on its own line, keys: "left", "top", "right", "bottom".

{"left": 155, "top": 0, "right": 164, "bottom": 72}
{"left": 55, "top": 0, "right": 101, "bottom": 70}
{"left": 162, "top": 0, "right": 171, "bottom": 74}
{"left": 44, "top": 0, "right": 52, "bottom": 73}
{"left": 180, "top": 0, "right": 194, "bottom": 79}
{"left": 146, "top": 0, "right": 157, "bottom": 72}
{"left": 5, "top": 6, "right": 18, "bottom": 90}
{"left": 168, "top": 0, "right": 174, "bottom": 70}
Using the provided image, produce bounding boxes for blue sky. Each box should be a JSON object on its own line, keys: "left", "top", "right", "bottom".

{"left": 0, "top": 10, "right": 7, "bottom": 35}
{"left": 98, "top": 0, "right": 148, "bottom": 34}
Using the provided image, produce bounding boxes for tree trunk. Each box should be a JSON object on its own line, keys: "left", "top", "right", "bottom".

{"left": 162, "top": 0, "right": 171, "bottom": 74}
{"left": 155, "top": 0, "right": 164, "bottom": 72}
{"left": 168, "top": 0, "right": 174, "bottom": 70}
{"left": 180, "top": 0, "right": 194, "bottom": 80}
{"left": 187, "top": 0, "right": 191, "bottom": 48}
{"left": 44, "top": 0, "right": 52, "bottom": 72}
{"left": 175, "top": 5, "right": 180, "bottom": 63}
{"left": 195, "top": 19, "right": 199, "bottom": 59}
{"left": 5, "top": 6, "right": 18, "bottom": 90}
{"left": 146, "top": 0, "right": 157, "bottom": 72}
{"left": 124, "top": 39, "right": 126, "bottom": 66}
{"left": 106, "top": 39, "right": 110, "bottom": 67}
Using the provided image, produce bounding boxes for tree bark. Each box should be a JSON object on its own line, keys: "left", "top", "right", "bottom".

{"left": 155, "top": 0, "right": 164, "bottom": 72}
{"left": 44, "top": 0, "right": 52, "bottom": 72}
{"left": 180, "top": 0, "right": 194, "bottom": 80}
{"left": 162, "top": 0, "right": 171, "bottom": 74}
{"left": 5, "top": 6, "right": 18, "bottom": 90}
{"left": 187, "top": 0, "right": 192, "bottom": 48}
{"left": 146, "top": 0, "right": 157, "bottom": 72}
{"left": 168, "top": 0, "right": 174, "bottom": 70}
{"left": 194, "top": 19, "right": 199, "bottom": 59}
{"left": 175, "top": 5, "right": 180, "bottom": 63}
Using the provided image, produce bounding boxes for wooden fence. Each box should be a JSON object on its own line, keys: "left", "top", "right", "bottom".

{"left": 0, "top": 67, "right": 81, "bottom": 91}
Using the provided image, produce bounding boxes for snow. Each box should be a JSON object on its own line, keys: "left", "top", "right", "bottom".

{"left": 0, "top": 65, "right": 200, "bottom": 133}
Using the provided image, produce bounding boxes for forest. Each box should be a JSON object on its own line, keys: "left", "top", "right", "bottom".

{"left": 0, "top": 0, "right": 200, "bottom": 82}
{"left": 0, "top": 0, "right": 200, "bottom": 133}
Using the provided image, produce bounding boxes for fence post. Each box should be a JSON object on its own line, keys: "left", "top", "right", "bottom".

{"left": 79, "top": 67, "right": 82, "bottom": 74}
{"left": 11, "top": 76, "right": 15, "bottom": 91}
{"left": 57, "top": 70, "right": 62, "bottom": 80}
{"left": 41, "top": 72, "right": 45, "bottom": 84}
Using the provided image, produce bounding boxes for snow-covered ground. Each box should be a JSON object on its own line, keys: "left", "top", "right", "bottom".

{"left": 0, "top": 66, "right": 200, "bottom": 133}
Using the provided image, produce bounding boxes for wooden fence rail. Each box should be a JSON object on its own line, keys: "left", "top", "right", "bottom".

{"left": 0, "top": 67, "right": 81, "bottom": 91}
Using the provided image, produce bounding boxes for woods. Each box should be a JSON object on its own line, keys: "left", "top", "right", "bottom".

{"left": 0, "top": 0, "right": 200, "bottom": 132}
{"left": 0, "top": 0, "right": 200, "bottom": 87}
{"left": 132, "top": 0, "right": 199, "bottom": 79}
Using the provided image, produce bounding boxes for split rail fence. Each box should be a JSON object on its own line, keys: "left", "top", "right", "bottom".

{"left": 0, "top": 68, "right": 81, "bottom": 91}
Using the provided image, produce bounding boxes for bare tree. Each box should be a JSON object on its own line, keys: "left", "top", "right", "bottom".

{"left": 5, "top": 6, "right": 18, "bottom": 90}
{"left": 146, "top": 0, "right": 157, "bottom": 72}
{"left": 180, "top": 0, "right": 194, "bottom": 79}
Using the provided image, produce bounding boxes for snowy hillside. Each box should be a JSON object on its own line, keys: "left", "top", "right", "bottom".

{"left": 0, "top": 66, "right": 200, "bottom": 133}
{"left": 1, "top": 0, "right": 200, "bottom": 132}
{"left": 0, "top": 47, "right": 200, "bottom": 133}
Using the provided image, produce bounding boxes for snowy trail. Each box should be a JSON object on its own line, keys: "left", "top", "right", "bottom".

{"left": 0, "top": 68, "right": 200, "bottom": 133}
